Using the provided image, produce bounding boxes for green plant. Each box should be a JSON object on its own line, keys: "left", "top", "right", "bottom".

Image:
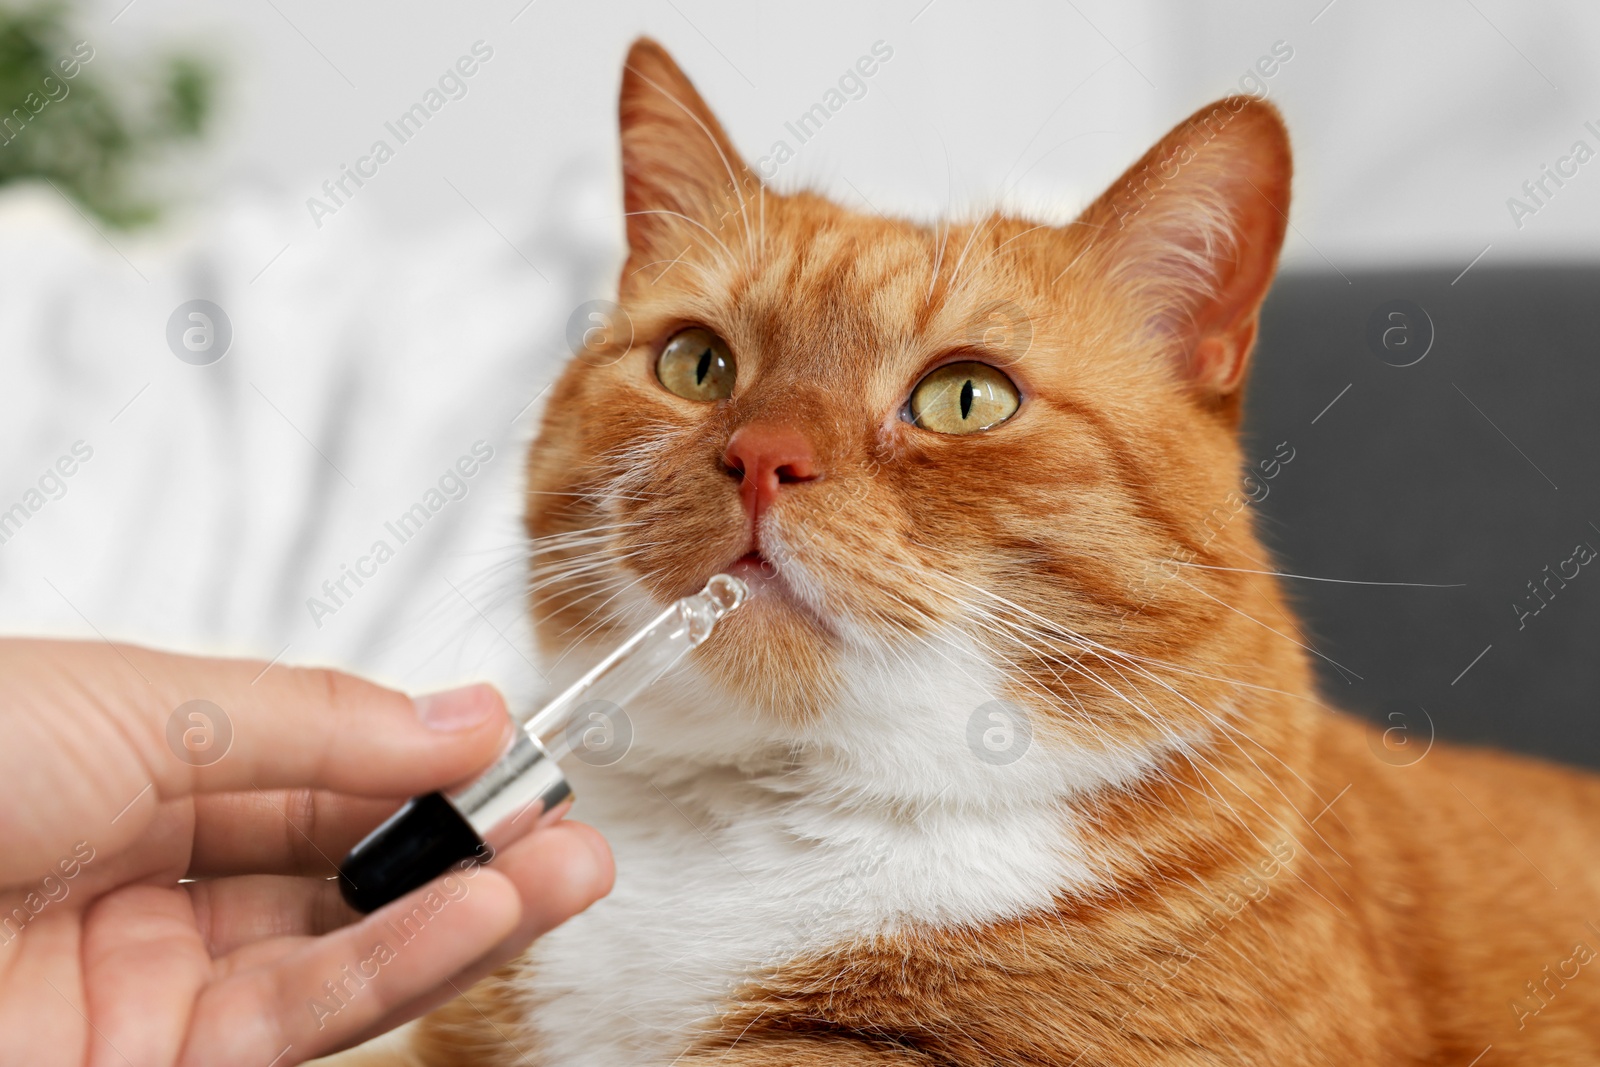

{"left": 0, "top": 2, "right": 215, "bottom": 227}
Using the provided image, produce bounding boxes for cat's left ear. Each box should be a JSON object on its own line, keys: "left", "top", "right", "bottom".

{"left": 1074, "top": 97, "right": 1291, "bottom": 413}
{"left": 617, "top": 38, "right": 758, "bottom": 282}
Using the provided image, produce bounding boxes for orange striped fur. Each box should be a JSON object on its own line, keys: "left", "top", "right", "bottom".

{"left": 323, "top": 38, "right": 1600, "bottom": 1067}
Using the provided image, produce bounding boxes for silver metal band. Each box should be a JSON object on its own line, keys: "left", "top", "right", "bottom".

{"left": 447, "top": 730, "right": 572, "bottom": 854}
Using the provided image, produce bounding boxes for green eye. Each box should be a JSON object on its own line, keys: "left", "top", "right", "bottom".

{"left": 657, "top": 327, "right": 736, "bottom": 401}
{"left": 908, "top": 361, "right": 1020, "bottom": 434}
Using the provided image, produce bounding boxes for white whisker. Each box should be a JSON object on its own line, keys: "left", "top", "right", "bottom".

{"left": 1174, "top": 561, "right": 1465, "bottom": 588}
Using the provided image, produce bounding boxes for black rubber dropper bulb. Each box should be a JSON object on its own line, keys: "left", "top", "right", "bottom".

{"left": 335, "top": 573, "right": 747, "bottom": 914}
{"left": 338, "top": 792, "right": 495, "bottom": 913}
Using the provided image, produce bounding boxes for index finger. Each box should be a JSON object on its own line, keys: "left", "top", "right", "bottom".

{"left": 88, "top": 641, "right": 514, "bottom": 798}
{"left": 1, "top": 640, "right": 515, "bottom": 877}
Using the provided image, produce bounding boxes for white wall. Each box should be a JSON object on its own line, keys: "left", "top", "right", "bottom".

{"left": 102, "top": 0, "right": 1600, "bottom": 270}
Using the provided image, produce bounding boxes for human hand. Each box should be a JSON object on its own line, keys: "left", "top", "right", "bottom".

{"left": 0, "top": 639, "right": 613, "bottom": 1066}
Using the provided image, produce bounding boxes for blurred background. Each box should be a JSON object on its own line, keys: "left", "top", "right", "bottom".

{"left": 0, "top": 0, "right": 1595, "bottom": 765}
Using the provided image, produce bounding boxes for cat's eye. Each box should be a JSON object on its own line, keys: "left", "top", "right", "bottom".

{"left": 656, "top": 327, "right": 736, "bottom": 401}
{"left": 907, "top": 361, "right": 1020, "bottom": 434}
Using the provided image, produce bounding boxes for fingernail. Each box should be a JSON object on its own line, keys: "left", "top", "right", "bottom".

{"left": 575, "top": 827, "right": 614, "bottom": 898}
{"left": 414, "top": 685, "right": 500, "bottom": 731}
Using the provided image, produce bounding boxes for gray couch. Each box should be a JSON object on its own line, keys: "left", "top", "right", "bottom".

{"left": 1244, "top": 268, "right": 1600, "bottom": 770}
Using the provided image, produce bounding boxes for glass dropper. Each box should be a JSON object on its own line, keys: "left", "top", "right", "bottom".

{"left": 338, "top": 573, "right": 748, "bottom": 913}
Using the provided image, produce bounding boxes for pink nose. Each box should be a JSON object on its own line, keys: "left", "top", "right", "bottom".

{"left": 722, "top": 424, "right": 817, "bottom": 526}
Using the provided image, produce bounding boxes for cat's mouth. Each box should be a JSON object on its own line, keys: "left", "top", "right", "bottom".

{"left": 712, "top": 543, "right": 836, "bottom": 634}
{"left": 725, "top": 548, "right": 781, "bottom": 587}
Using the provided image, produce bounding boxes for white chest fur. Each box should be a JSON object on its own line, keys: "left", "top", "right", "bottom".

{"left": 522, "top": 772, "right": 1082, "bottom": 1065}
{"left": 516, "top": 632, "right": 1178, "bottom": 1067}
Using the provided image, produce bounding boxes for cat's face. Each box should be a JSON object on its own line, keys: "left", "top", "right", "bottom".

{"left": 524, "top": 40, "right": 1293, "bottom": 758}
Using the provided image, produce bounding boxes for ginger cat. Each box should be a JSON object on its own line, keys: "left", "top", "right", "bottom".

{"left": 342, "top": 38, "right": 1600, "bottom": 1067}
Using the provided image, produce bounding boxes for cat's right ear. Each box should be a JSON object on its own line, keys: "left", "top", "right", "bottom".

{"left": 618, "top": 38, "right": 756, "bottom": 279}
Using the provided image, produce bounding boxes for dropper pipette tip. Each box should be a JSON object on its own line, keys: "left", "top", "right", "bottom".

{"left": 704, "top": 573, "right": 749, "bottom": 615}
